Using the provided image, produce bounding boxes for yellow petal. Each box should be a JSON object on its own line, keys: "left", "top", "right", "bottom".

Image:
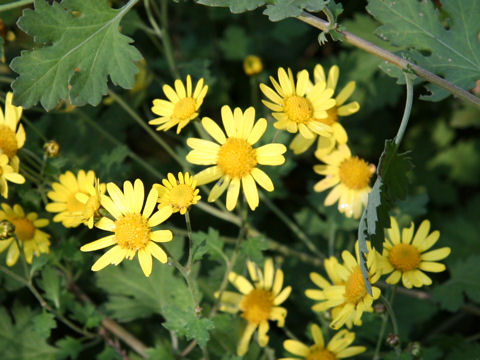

{"left": 138, "top": 248, "right": 153, "bottom": 277}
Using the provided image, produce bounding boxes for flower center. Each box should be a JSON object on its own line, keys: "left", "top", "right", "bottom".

{"left": 338, "top": 157, "right": 373, "bottom": 190}
{"left": 307, "top": 346, "right": 337, "bottom": 360}
{"left": 0, "top": 125, "right": 19, "bottom": 159}
{"left": 114, "top": 213, "right": 150, "bottom": 251}
{"left": 169, "top": 184, "right": 195, "bottom": 211}
{"left": 173, "top": 97, "right": 196, "bottom": 120}
{"left": 11, "top": 218, "right": 36, "bottom": 241}
{"left": 318, "top": 107, "right": 338, "bottom": 126}
{"left": 67, "top": 193, "right": 86, "bottom": 213}
{"left": 344, "top": 266, "right": 367, "bottom": 305}
{"left": 217, "top": 138, "right": 257, "bottom": 179}
{"left": 388, "top": 243, "right": 421, "bottom": 272}
{"left": 283, "top": 95, "right": 313, "bottom": 124}
{"left": 240, "top": 289, "right": 274, "bottom": 324}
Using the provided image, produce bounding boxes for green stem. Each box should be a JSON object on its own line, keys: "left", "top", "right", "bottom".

{"left": 156, "top": 0, "right": 180, "bottom": 78}
{"left": 0, "top": 0, "right": 33, "bottom": 13}
{"left": 184, "top": 211, "right": 194, "bottom": 272}
{"left": 395, "top": 73, "right": 414, "bottom": 146}
{"left": 372, "top": 314, "right": 388, "bottom": 360}
{"left": 297, "top": 12, "right": 480, "bottom": 110}
{"left": 20, "top": 115, "right": 48, "bottom": 142}
{"left": 328, "top": 221, "right": 336, "bottom": 257}
{"left": 321, "top": 6, "right": 336, "bottom": 28}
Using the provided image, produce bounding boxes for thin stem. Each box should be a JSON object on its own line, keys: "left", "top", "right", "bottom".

{"left": 184, "top": 211, "right": 194, "bottom": 272}
{"left": 381, "top": 294, "right": 400, "bottom": 341}
{"left": 19, "top": 114, "right": 48, "bottom": 142}
{"left": 155, "top": 0, "right": 179, "bottom": 78}
{"left": 0, "top": 0, "right": 33, "bottom": 13}
{"left": 321, "top": 7, "right": 336, "bottom": 28}
{"left": 395, "top": 73, "right": 414, "bottom": 146}
{"left": 328, "top": 221, "right": 336, "bottom": 257}
{"left": 297, "top": 12, "right": 480, "bottom": 110}
{"left": 372, "top": 314, "right": 388, "bottom": 360}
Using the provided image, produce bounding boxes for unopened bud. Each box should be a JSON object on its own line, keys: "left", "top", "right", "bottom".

{"left": 44, "top": 140, "right": 60, "bottom": 158}
{"left": 374, "top": 302, "right": 385, "bottom": 314}
{"left": 386, "top": 333, "right": 400, "bottom": 347}
{"left": 408, "top": 342, "right": 422, "bottom": 357}
{"left": 243, "top": 55, "right": 263, "bottom": 76}
{"left": 0, "top": 220, "right": 15, "bottom": 239}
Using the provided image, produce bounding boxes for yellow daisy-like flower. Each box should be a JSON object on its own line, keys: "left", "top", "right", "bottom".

{"left": 149, "top": 75, "right": 209, "bottom": 134}
{"left": 216, "top": 258, "right": 291, "bottom": 356}
{"left": 0, "top": 204, "right": 50, "bottom": 266}
{"left": 306, "top": 242, "right": 382, "bottom": 329}
{"left": 0, "top": 154, "right": 25, "bottom": 198}
{"left": 290, "top": 65, "right": 360, "bottom": 155}
{"left": 260, "top": 67, "right": 335, "bottom": 139}
{"left": 243, "top": 55, "right": 263, "bottom": 76}
{"left": 153, "top": 172, "right": 201, "bottom": 215}
{"left": 0, "top": 92, "right": 25, "bottom": 171}
{"left": 280, "top": 324, "right": 365, "bottom": 360}
{"left": 313, "top": 144, "right": 375, "bottom": 219}
{"left": 46, "top": 170, "right": 105, "bottom": 228}
{"left": 381, "top": 217, "right": 451, "bottom": 289}
{"left": 80, "top": 179, "right": 173, "bottom": 277}
{"left": 186, "top": 105, "right": 286, "bottom": 211}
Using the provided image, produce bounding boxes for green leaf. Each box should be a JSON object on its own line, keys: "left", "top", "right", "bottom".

{"left": 30, "top": 254, "right": 49, "bottom": 278}
{"left": 11, "top": 0, "right": 142, "bottom": 110}
{"left": 97, "top": 145, "right": 129, "bottom": 179}
{"left": 144, "top": 343, "right": 176, "bottom": 360}
{"left": 240, "top": 236, "right": 268, "bottom": 265}
{"left": 196, "top": 0, "right": 265, "bottom": 14}
{"left": 38, "top": 266, "right": 62, "bottom": 308}
{"left": 192, "top": 228, "right": 225, "bottom": 262}
{"left": 32, "top": 311, "right": 56, "bottom": 339}
{"left": 366, "top": 0, "right": 480, "bottom": 102}
{"left": 69, "top": 302, "right": 103, "bottom": 329}
{"left": 433, "top": 255, "right": 480, "bottom": 312}
{"left": 186, "top": 318, "right": 215, "bottom": 348}
{"left": 55, "top": 337, "right": 83, "bottom": 360}
{"left": 219, "top": 26, "right": 250, "bottom": 61}
{"left": 447, "top": 343, "right": 480, "bottom": 360}
{"left": 264, "top": 0, "right": 328, "bottom": 22}
{"left": 0, "top": 305, "right": 57, "bottom": 360}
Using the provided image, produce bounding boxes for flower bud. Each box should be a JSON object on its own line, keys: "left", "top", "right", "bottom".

{"left": 374, "top": 302, "right": 385, "bottom": 314}
{"left": 243, "top": 55, "right": 263, "bottom": 76}
{"left": 44, "top": 140, "right": 60, "bottom": 158}
{"left": 408, "top": 341, "right": 422, "bottom": 357}
{"left": 0, "top": 220, "right": 15, "bottom": 239}
{"left": 386, "top": 333, "right": 400, "bottom": 347}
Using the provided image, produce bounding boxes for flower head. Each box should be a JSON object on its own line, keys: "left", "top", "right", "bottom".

{"left": 46, "top": 170, "right": 105, "bottom": 228}
{"left": 306, "top": 242, "right": 382, "bottom": 329}
{"left": 313, "top": 144, "right": 375, "bottom": 219}
{"left": 149, "top": 75, "right": 208, "bottom": 134}
{"left": 186, "top": 105, "right": 286, "bottom": 211}
{"left": 260, "top": 67, "right": 335, "bottom": 139}
{"left": 243, "top": 55, "right": 263, "bottom": 76}
{"left": 280, "top": 324, "right": 365, "bottom": 360}
{"left": 290, "top": 65, "right": 360, "bottom": 155}
{"left": 216, "top": 258, "right": 291, "bottom": 356}
{"left": 0, "top": 154, "right": 25, "bottom": 198}
{"left": 153, "top": 172, "right": 200, "bottom": 215}
{"left": 0, "top": 92, "right": 25, "bottom": 170}
{"left": 80, "top": 179, "right": 173, "bottom": 277}
{"left": 381, "top": 217, "right": 451, "bottom": 288}
{"left": 0, "top": 204, "right": 50, "bottom": 266}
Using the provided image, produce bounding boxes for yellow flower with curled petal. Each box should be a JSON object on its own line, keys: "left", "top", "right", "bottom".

{"left": 0, "top": 154, "right": 25, "bottom": 198}
{"left": 381, "top": 217, "right": 451, "bottom": 288}
{"left": 0, "top": 92, "right": 25, "bottom": 172}
{"left": 216, "top": 258, "right": 291, "bottom": 356}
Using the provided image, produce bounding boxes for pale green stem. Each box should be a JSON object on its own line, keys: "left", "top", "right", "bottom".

{"left": 156, "top": 0, "right": 180, "bottom": 78}
{"left": 372, "top": 313, "right": 388, "bottom": 360}
{"left": 0, "top": 0, "right": 33, "bottom": 13}
{"left": 395, "top": 74, "right": 414, "bottom": 146}
{"left": 184, "top": 211, "right": 194, "bottom": 272}
{"left": 321, "top": 6, "right": 336, "bottom": 28}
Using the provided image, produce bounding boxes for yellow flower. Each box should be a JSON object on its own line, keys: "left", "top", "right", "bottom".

{"left": 260, "top": 67, "right": 335, "bottom": 139}
{"left": 149, "top": 75, "right": 209, "bottom": 134}
{"left": 280, "top": 324, "right": 365, "bottom": 360}
{"left": 216, "top": 258, "right": 291, "bottom": 356}
{"left": 0, "top": 204, "right": 50, "bottom": 266}
{"left": 243, "top": 55, "right": 263, "bottom": 76}
{"left": 153, "top": 172, "right": 201, "bottom": 215}
{"left": 46, "top": 170, "right": 105, "bottom": 228}
{"left": 0, "top": 154, "right": 25, "bottom": 198}
{"left": 306, "top": 242, "right": 382, "bottom": 329}
{"left": 313, "top": 144, "right": 374, "bottom": 219}
{"left": 80, "top": 179, "right": 173, "bottom": 277}
{"left": 381, "top": 217, "right": 451, "bottom": 288}
{"left": 290, "top": 65, "right": 360, "bottom": 155}
{"left": 0, "top": 92, "right": 25, "bottom": 171}
{"left": 186, "top": 105, "right": 286, "bottom": 211}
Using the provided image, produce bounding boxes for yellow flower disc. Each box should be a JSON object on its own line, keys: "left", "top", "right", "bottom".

{"left": 169, "top": 184, "right": 196, "bottom": 211}
{"left": 115, "top": 214, "right": 150, "bottom": 251}
{"left": 0, "top": 125, "right": 19, "bottom": 159}
{"left": 283, "top": 96, "right": 313, "bottom": 124}
{"left": 338, "top": 157, "right": 372, "bottom": 190}
{"left": 217, "top": 138, "right": 258, "bottom": 178}
{"left": 240, "top": 289, "right": 274, "bottom": 325}
{"left": 11, "top": 217, "right": 35, "bottom": 241}
{"left": 173, "top": 97, "right": 196, "bottom": 120}
{"left": 344, "top": 266, "right": 367, "bottom": 305}
{"left": 388, "top": 243, "right": 422, "bottom": 272}
{"left": 307, "top": 347, "right": 337, "bottom": 360}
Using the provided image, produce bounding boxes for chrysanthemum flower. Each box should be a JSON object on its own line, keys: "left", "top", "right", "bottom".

{"left": 260, "top": 67, "right": 335, "bottom": 139}
{"left": 186, "top": 105, "right": 286, "bottom": 211}
{"left": 153, "top": 172, "right": 200, "bottom": 215}
{"left": 280, "top": 324, "right": 365, "bottom": 360}
{"left": 243, "top": 55, "right": 263, "bottom": 76}
{"left": 290, "top": 65, "right": 360, "bottom": 155}
{"left": 381, "top": 217, "right": 451, "bottom": 288}
{"left": 306, "top": 242, "right": 382, "bottom": 329}
{"left": 149, "top": 75, "right": 208, "bottom": 134}
{"left": 80, "top": 179, "right": 173, "bottom": 277}
{"left": 0, "top": 204, "right": 50, "bottom": 266}
{"left": 0, "top": 92, "right": 25, "bottom": 171}
{"left": 216, "top": 258, "right": 291, "bottom": 356}
{"left": 313, "top": 144, "right": 375, "bottom": 219}
{"left": 46, "top": 170, "right": 105, "bottom": 228}
{"left": 0, "top": 154, "right": 25, "bottom": 198}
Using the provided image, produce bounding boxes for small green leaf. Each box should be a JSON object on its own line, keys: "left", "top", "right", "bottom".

{"left": 144, "top": 342, "right": 176, "bottom": 360}
{"left": 11, "top": 0, "right": 142, "bottom": 110}
{"left": 192, "top": 228, "right": 225, "bottom": 262}
{"left": 32, "top": 311, "right": 56, "bottom": 338}
{"left": 30, "top": 254, "right": 49, "bottom": 278}
{"left": 240, "top": 236, "right": 268, "bottom": 265}
{"left": 55, "top": 337, "right": 83, "bottom": 360}
{"left": 38, "top": 267, "right": 62, "bottom": 308}
{"left": 264, "top": 0, "right": 328, "bottom": 22}
{"left": 185, "top": 318, "right": 215, "bottom": 348}
{"left": 196, "top": 0, "right": 265, "bottom": 13}
{"left": 219, "top": 26, "right": 250, "bottom": 61}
